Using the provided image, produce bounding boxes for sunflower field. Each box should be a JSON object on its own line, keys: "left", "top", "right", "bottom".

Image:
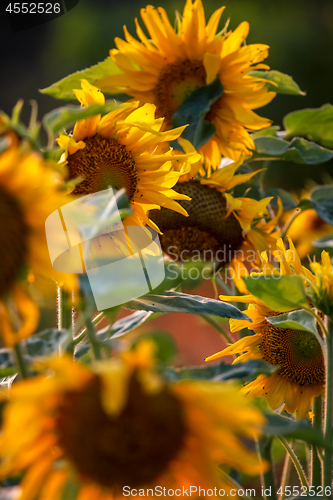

{"left": 1, "top": 0, "right": 333, "bottom": 499}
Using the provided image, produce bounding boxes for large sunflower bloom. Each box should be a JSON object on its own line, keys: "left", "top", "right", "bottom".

{"left": 0, "top": 342, "right": 266, "bottom": 499}
{"left": 97, "top": 0, "right": 276, "bottom": 170}
{"left": 0, "top": 146, "right": 77, "bottom": 346}
{"left": 149, "top": 157, "right": 281, "bottom": 269}
{"left": 57, "top": 80, "right": 200, "bottom": 233}
{"left": 206, "top": 238, "right": 324, "bottom": 419}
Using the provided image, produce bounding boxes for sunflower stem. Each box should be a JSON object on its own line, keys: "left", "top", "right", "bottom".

{"left": 323, "top": 319, "right": 333, "bottom": 494}
{"left": 257, "top": 437, "right": 277, "bottom": 500}
{"left": 311, "top": 396, "right": 323, "bottom": 487}
{"left": 57, "top": 287, "right": 73, "bottom": 330}
{"left": 278, "top": 440, "right": 293, "bottom": 500}
{"left": 84, "top": 314, "right": 102, "bottom": 360}
{"left": 218, "top": 469, "right": 247, "bottom": 499}
{"left": 277, "top": 436, "right": 309, "bottom": 488}
{"left": 215, "top": 275, "right": 232, "bottom": 296}
{"left": 199, "top": 314, "right": 234, "bottom": 345}
{"left": 13, "top": 342, "right": 29, "bottom": 379}
{"left": 281, "top": 208, "right": 302, "bottom": 240}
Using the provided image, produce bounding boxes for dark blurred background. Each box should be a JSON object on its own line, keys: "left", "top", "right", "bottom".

{"left": 1, "top": 0, "right": 333, "bottom": 190}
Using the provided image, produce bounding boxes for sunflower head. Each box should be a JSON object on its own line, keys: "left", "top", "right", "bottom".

{"left": 0, "top": 145, "right": 77, "bottom": 346}
{"left": 0, "top": 341, "right": 266, "bottom": 498}
{"left": 149, "top": 159, "right": 280, "bottom": 267}
{"left": 57, "top": 80, "right": 201, "bottom": 232}
{"left": 96, "top": 0, "right": 276, "bottom": 170}
{"left": 206, "top": 238, "right": 325, "bottom": 419}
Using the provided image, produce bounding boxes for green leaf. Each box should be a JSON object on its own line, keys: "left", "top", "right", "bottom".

{"left": 152, "top": 260, "right": 215, "bottom": 294}
{"left": 110, "top": 310, "right": 155, "bottom": 339}
{"left": 243, "top": 275, "right": 309, "bottom": 312}
{"left": 251, "top": 125, "right": 280, "bottom": 138}
{"left": 253, "top": 136, "right": 333, "bottom": 164}
{"left": 266, "top": 310, "right": 318, "bottom": 335}
{"left": 298, "top": 199, "right": 313, "bottom": 211}
{"left": 312, "top": 234, "right": 333, "bottom": 248}
{"left": 263, "top": 413, "right": 325, "bottom": 447}
{"left": 171, "top": 78, "right": 223, "bottom": 150}
{"left": 125, "top": 290, "right": 250, "bottom": 320}
{"left": 131, "top": 331, "right": 178, "bottom": 365}
{"left": 26, "top": 329, "right": 69, "bottom": 357}
{"left": 284, "top": 104, "right": 333, "bottom": 148}
{"left": 310, "top": 185, "right": 333, "bottom": 225}
{"left": 43, "top": 101, "right": 119, "bottom": 137}
{"left": 40, "top": 57, "right": 121, "bottom": 100}
{"left": 248, "top": 70, "right": 306, "bottom": 96}
{"left": 265, "top": 188, "right": 298, "bottom": 210}
{"left": 164, "top": 359, "right": 277, "bottom": 383}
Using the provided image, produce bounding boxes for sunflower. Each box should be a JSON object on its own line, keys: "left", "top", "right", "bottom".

{"left": 0, "top": 341, "right": 266, "bottom": 499}
{"left": 96, "top": 0, "right": 276, "bottom": 171}
{"left": 149, "top": 157, "right": 281, "bottom": 269}
{"left": 310, "top": 250, "right": 333, "bottom": 317}
{"left": 0, "top": 146, "right": 77, "bottom": 346}
{"left": 287, "top": 208, "right": 333, "bottom": 259}
{"left": 57, "top": 79, "right": 200, "bottom": 233}
{"left": 205, "top": 237, "right": 324, "bottom": 419}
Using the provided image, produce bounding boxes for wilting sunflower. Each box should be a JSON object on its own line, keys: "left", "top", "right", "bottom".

{"left": 0, "top": 341, "right": 266, "bottom": 499}
{"left": 57, "top": 79, "right": 200, "bottom": 233}
{"left": 0, "top": 146, "right": 77, "bottom": 346}
{"left": 149, "top": 157, "right": 281, "bottom": 269}
{"left": 206, "top": 237, "right": 324, "bottom": 419}
{"left": 96, "top": 0, "right": 276, "bottom": 170}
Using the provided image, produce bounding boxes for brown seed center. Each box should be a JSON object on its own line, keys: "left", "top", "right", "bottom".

{"left": 153, "top": 59, "right": 207, "bottom": 123}
{"left": 56, "top": 373, "right": 185, "bottom": 491}
{"left": 67, "top": 135, "right": 138, "bottom": 198}
{"left": 260, "top": 319, "right": 325, "bottom": 386}
{"left": 149, "top": 180, "right": 244, "bottom": 264}
{"left": 0, "top": 188, "right": 29, "bottom": 298}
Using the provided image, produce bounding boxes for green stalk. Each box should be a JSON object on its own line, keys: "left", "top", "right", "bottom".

{"left": 57, "top": 287, "right": 73, "bottom": 330}
{"left": 278, "top": 440, "right": 293, "bottom": 500}
{"left": 13, "top": 342, "right": 29, "bottom": 379}
{"left": 215, "top": 275, "right": 232, "bottom": 296}
{"left": 257, "top": 437, "right": 277, "bottom": 500}
{"left": 277, "top": 437, "right": 309, "bottom": 488}
{"left": 323, "top": 319, "right": 333, "bottom": 494}
{"left": 84, "top": 315, "right": 102, "bottom": 360}
{"left": 219, "top": 469, "right": 247, "bottom": 499}
{"left": 311, "top": 396, "right": 323, "bottom": 487}
{"left": 281, "top": 208, "right": 302, "bottom": 240}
